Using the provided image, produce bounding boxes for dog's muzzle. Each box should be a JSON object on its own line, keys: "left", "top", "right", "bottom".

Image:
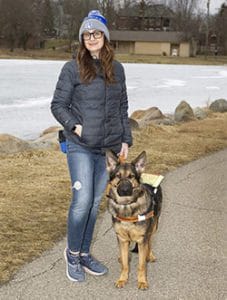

{"left": 117, "top": 179, "right": 133, "bottom": 197}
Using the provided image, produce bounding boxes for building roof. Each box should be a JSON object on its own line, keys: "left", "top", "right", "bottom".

{"left": 110, "top": 30, "right": 186, "bottom": 43}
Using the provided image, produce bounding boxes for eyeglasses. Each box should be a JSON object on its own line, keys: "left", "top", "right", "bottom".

{"left": 83, "top": 30, "right": 103, "bottom": 41}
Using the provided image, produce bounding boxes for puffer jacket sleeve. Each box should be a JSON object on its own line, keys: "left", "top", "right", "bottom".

{"left": 51, "top": 61, "right": 79, "bottom": 131}
{"left": 120, "top": 66, "right": 133, "bottom": 147}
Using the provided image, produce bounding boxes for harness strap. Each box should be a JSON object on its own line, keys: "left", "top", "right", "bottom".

{"left": 114, "top": 210, "right": 154, "bottom": 223}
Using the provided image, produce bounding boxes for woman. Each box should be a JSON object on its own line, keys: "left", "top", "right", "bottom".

{"left": 51, "top": 10, "right": 132, "bottom": 283}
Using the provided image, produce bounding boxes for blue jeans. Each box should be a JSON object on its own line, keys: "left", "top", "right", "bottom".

{"left": 66, "top": 140, "right": 108, "bottom": 253}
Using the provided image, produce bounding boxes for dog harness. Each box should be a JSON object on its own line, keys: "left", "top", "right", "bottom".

{"left": 113, "top": 210, "right": 154, "bottom": 223}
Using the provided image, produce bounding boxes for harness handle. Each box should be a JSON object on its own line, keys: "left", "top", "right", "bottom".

{"left": 118, "top": 155, "right": 126, "bottom": 164}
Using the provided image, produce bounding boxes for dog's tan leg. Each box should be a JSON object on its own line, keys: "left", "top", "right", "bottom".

{"left": 118, "top": 252, "right": 131, "bottom": 263}
{"left": 137, "top": 242, "right": 149, "bottom": 290}
{"left": 146, "top": 236, "right": 156, "bottom": 262}
{"left": 149, "top": 248, "right": 156, "bottom": 262}
{"left": 147, "top": 222, "right": 157, "bottom": 263}
{"left": 115, "top": 240, "right": 129, "bottom": 288}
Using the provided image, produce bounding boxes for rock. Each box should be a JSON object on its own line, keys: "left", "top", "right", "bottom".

{"left": 131, "top": 107, "right": 164, "bottom": 121}
{"left": 144, "top": 107, "right": 164, "bottom": 120}
{"left": 29, "top": 132, "right": 59, "bottom": 150}
{"left": 0, "top": 134, "right": 31, "bottom": 154}
{"left": 138, "top": 107, "right": 165, "bottom": 127}
{"left": 193, "top": 107, "right": 208, "bottom": 120}
{"left": 209, "top": 99, "right": 227, "bottom": 112}
{"left": 130, "top": 109, "right": 147, "bottom": 120}
{"left": 40, "top": 126, "right": 61, "bottom": 137}
{"left": 129, "top": 118, "right": 139, "bottom": 130}
{"left": 131, "top": 107, "right": 176, "bottom": 127}
{"left": 174, "top": 101, "right": 194, "bottom": 122}
{"left": 153, "top": 118, "right": 176, "bottom": 126}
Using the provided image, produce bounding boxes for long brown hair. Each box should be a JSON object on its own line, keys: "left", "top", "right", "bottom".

{"left": 76, "top": 37, "right": 115, "bottom": 84}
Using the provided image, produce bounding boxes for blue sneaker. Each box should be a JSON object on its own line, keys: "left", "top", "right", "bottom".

{"left": 80, "top": 254, "right": 108, "bottom": 276}
{"left": 64, "top": 248, "right": 85, "bottom": 282}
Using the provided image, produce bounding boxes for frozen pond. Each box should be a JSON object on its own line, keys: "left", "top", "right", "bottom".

{"left": 0, "top": 59, "right": 226, "bottom": 139}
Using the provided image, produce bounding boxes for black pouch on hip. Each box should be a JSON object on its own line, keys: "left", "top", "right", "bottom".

{"left": 58, "top": 130, "right": 67, "bottom": 153}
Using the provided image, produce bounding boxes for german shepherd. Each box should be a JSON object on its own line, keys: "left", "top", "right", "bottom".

{"left": 106, "top": 150, "right": 162, "bottom": 290}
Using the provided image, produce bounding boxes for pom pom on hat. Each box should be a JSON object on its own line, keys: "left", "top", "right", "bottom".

{"left": 79, "top": 10, "right": 110, "bottom": 43}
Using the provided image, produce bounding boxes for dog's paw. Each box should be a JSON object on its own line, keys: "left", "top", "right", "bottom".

{"left": 115, "top": 279, "right": 127, "bottom": 288}
{"left": 138, "top": 281, "right": 148, "bottom": 290}
{"left": 147, "top": 251, "right": 156, "bottom": 262}
{"left": 148, "top": 255, "right": 156, "bottom": 262}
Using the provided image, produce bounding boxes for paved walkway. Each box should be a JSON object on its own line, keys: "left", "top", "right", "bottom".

{"left": 0, "top": 149, "right": 226, "bottom": 300}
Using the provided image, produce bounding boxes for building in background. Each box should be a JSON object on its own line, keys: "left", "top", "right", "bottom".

{"left": 110, "top": 30, "right": 195, "bottom": 57}
{"left": 112, "top": 4, "right": 194, "bottom": 57}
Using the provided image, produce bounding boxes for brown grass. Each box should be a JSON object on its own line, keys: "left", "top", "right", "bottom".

{"left": 0, "top": 112, "right": 227, "bottom": 285}
{"left": 0, "top": 48, "right": 227, "bottom": 65}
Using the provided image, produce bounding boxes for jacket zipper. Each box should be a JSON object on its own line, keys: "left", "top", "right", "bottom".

{"left": 103, "top": 81, "right": 107, "bottom": 147}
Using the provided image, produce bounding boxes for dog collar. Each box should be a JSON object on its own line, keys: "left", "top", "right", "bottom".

{"left": 114, "top": 210, "right": 154, "bottom": 223}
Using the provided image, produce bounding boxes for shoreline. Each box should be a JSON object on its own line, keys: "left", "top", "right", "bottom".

{"left": 0, "top": 49, "right": 227, "bottom": 65}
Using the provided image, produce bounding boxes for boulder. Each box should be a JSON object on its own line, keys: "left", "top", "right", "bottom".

{"left": 129, "top": 118, "right": 139, "bottom": 130}
{"left": 144, "top": 107, "right": 164, "bottom": 120}
{"left": 153, "top": 118, "right": 176, "bottom": 126}
{"left": 40, "top": 126, "right": 61, "bottom": 137}
{"left": 131, "top": 107, "right": 164, "bottom": 120}
{"left": 174, "top": 101, "right": 194, "bottom": 122}
{"left": 0, "top": 134, "right": 31, "bottom": 154}
{"left": 138, "top": 107, "right": 165, "bottom": 127}
{"left": 209, "top": 99, "right": 227, "bottom": 113}
{"left": 130, "top": 109, "right": 147, "bottom": 120}
{"left": 29, "top": 131, "right": 59, "bottom": 150}
{"left": 193, "top": 107, "right": 208, "bottom": 120}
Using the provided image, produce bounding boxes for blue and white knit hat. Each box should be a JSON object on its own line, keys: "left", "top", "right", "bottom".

{"left": 79, "top": 10, "right": 110, "bottom": 43}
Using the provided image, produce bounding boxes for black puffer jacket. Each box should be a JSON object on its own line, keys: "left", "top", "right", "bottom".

{"left": 51, "top": 59, "right": 132, "bottom": 154}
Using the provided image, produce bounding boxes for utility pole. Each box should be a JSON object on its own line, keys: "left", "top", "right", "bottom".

{"left": 205, "top": 0, "right": 210, "bottom": 58}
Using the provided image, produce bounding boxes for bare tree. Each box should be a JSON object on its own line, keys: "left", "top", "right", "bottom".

{"left": 215, "top": 3, "right": 227, "bottom": 54}
{"left": 63, "top": 0, "right": 81, "bottom": 45}
{"left": 63, "top": 0, "right": 98, "bottom": 47}
{"left": 0, "top": 0, "right": 37, "bottom": 50}
{"left": 97, "top": 0, "right": 117, "bottom": 28}
{"left": 168, "top": 0, "right": 202, "bottom": 39}
{"left": 41, "top": 0, "right": 55, "bottom": 37}
{"left": 0, "top": 0, "right": 55, "bottom": 50}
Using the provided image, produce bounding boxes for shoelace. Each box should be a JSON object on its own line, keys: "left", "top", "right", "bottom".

{"left": 75, "top": 262, "right": 83, "bottom": 272}
{"left": 69, "top": 254, "right": 83, "bottom": 270}
{"left": 83, "top": 255, "right": 98, "bottom": 266}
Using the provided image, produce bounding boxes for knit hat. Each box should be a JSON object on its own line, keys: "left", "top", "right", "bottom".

{"left": 79, "top": 10, "right": 110, "bottom": 43}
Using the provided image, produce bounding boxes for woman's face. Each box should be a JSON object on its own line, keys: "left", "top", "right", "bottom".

{"left": 83, "top": 30, "right": 104, "bottom": 58}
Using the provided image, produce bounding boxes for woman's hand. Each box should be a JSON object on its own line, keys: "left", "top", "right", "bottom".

{"left": 119, "top": 143, "right": 129, "bottom": 159}
{"left": 74, "top": 124, "right": 82, "bottom": 137}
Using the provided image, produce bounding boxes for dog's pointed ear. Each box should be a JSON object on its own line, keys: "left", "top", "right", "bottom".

{"left": 132, "top": 151, "right": 147, "bottom": 174}
{"left": 106, "top": 150, "right": 119, "bottom": 172}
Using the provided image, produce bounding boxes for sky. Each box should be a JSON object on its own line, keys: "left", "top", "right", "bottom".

{"left": 201, "top": 0, "right": 227, "bottom": 14}
{"left": 154, "top": 0, "right": 226, "bottom": 15}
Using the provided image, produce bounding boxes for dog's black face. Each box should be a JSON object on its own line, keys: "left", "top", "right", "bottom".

{"left": 111, "top": 163, "right": 137, "bottom": 197}
{"left": 117, "top": 178, "right": 133, "bottom": 197}
{"left": 106, "top": 151, "right": 147, "bottom": 199}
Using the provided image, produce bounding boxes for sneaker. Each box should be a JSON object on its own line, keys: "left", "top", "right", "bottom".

{"left": 64, "top": 248, "right": 85, "bottom": 282}
{"left": 80, "top": 254, "right": 108, "bottom": 276}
